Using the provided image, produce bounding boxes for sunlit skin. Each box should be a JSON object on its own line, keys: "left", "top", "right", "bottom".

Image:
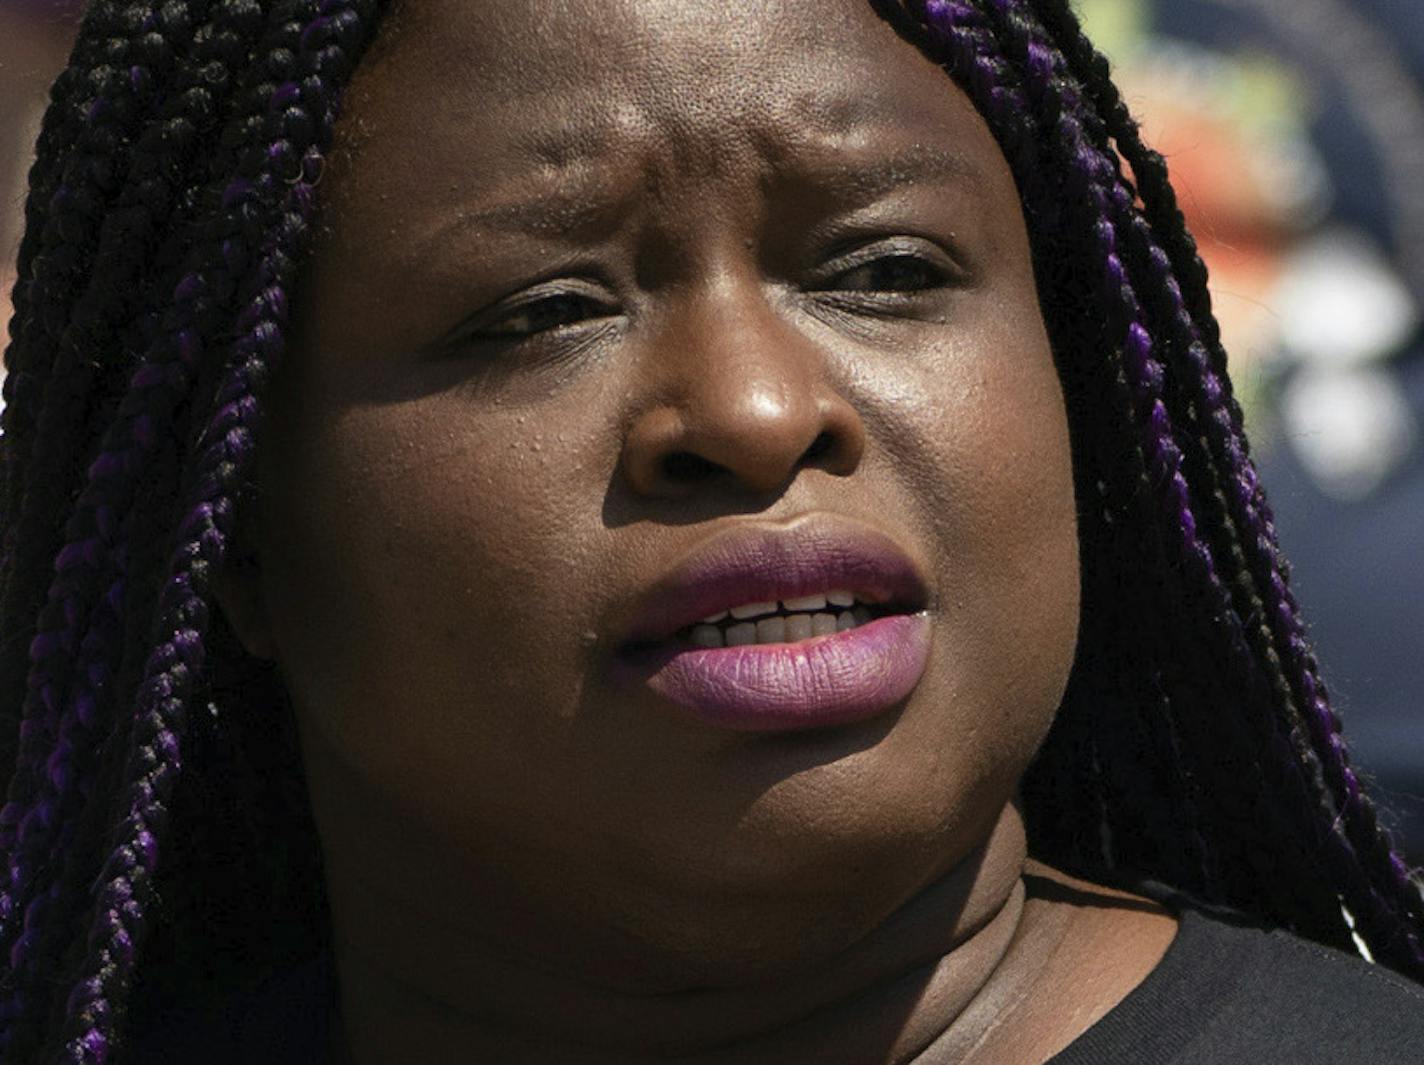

{"left": 213, "top": 0, "right": 1178, "bottom": 1061}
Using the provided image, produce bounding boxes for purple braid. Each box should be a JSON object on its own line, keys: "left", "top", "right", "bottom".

{"left": 49, "top": 7, "right": 376, "bottom": 1058}
{"left": 0, "top": 7, "right": 350, "bottom": 1026}
{"left": 0, "top": 1, "right": 173, "bottom": 854}
{"left": 0, "top": 1, "right": 276, "bottom": 973}
{"left": 0, "top": 3, "right": 383, "bottom": 1058}
{"left": 1, "top": 0, "right": 165, "bottom": 589}
{"left": 1030, "top": 6, "right": 1424, "bottom": 943}
{"left": 979, "top": 0, "right": 1424, "bottom": 962}
{"left": 1131, "top": 221, "right": 1424, "bottom": 949}
{"left": 56, "top": 234, "right": 293, "bottom": 1064}
{"left": 920, "top": 0, "right": 1424, "bottom": 962}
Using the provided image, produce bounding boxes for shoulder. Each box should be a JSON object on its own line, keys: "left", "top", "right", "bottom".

{"left": 1051, "top": 887, "right": 1424, "bottom": 1065}
{"left": 1192, "top": 911, "right": 1424, "bottom": 1060}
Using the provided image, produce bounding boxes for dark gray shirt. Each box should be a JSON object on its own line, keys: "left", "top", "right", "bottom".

{"left": 132, "top": 896, "right": 1424, "bottom": 1064}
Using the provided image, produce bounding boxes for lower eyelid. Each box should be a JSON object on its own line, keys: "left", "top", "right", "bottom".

{"left": 807, "top": 289, "right": 954, "bottom": 323}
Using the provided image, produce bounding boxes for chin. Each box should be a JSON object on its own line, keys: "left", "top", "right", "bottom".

{"left": 596, "top": 810, "right": 969, "bottom": 982}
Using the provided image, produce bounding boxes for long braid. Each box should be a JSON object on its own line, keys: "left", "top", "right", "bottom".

{"left": 0, "top": 2, "right": 170, "bottom": 829}
{"left": 0, "top": 0, "right": 203, "bottom": 888}
{"left": 988, "top": 0, "right": 1422, "bottom": 962}
{"left": 1047, "top": 77, "right": 1389, "bottom": 935}
{"left": 1, "top": 0, "right": 162, "bottom": 585}
{"left": 0, "top": 3, "right": 385, "bottom": 1059}
{"left": 0, "top": 0, "right": 297, "bottom": 976}
{"left": 0, "top": 6, "right": 333, "bottom": 1029}
{"left": 55, "top": 222, "right": 298, "bottom": 1065}
{"left": 1024, "top": 0, "right": 1424, "bottom": 948}
{"left": 1003, "top": 31, "right": 1341, "bottom": 934}
{"left": 917, "top": 0, "right": 1424, "bottom": 960}
{"left": 54, "top": 7, "right": 378, "bottom": 1061}
{"left": 964, "top": 0, "right": 1339, "bottom": 913}
{"left": 1033, "top": 1, "right": 1422, "bottom": 962}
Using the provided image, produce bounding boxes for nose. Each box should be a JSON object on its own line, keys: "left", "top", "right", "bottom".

{"left": 619, "top": 284, "right": 866, "bottom": 499}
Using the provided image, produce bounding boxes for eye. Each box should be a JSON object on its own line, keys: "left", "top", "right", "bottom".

{"left": 803, "top": 239, "right": 966, "bottom": 332}
{"left": 830, "top": 252, "right": 949, "bottom": 294}
{"left": 473, "top": 290, "right": 612, "bottom": 340}
{"left": 813, "top": 236, "right": 965, "bottom": 305}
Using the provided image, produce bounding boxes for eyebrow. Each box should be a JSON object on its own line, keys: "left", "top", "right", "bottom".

{"left": 419, "top": 184, "right": 622, "bottom": 247}
{"left": 787, "top": 141, "right": 986, "bottom": 202}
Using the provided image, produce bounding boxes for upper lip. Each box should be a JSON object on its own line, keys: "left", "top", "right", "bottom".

{"left": 616, "top": 514, "right": 932, "bottom": 648}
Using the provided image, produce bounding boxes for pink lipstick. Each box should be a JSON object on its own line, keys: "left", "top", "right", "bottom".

{"left": 612, "top": 516, "right": 933, "bottom": 732}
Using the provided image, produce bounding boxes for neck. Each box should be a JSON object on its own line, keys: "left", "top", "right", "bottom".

{"left": 327, "top": 804, "right": 1037, "bottom": 1065}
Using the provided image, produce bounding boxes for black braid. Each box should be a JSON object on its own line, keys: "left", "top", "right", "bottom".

{"left": 0, "top": 0, "right": 281, "bottom": 1023}
{"left": 1028, "top": 0, "right": 1424, "bottom": 945}
{"left": 0, "top": 3, "right": 387, "bottom": 1060}
{"left": 905, "top": 0, "right": 1421, "bottom": 959}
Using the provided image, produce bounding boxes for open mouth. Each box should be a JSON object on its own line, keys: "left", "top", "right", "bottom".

{"left": 612, "top": 597, "right": 933, "bottom": 732}
{"left": 610, "top": 518, "right": 934, "bottom": 729}
{"left": 615, "top": 515, "right": 932, "bottom": 661}
{"left": 637, "top": 592, "right": 912, "bottom": 652}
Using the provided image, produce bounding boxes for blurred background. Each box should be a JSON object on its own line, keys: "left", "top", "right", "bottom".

{"left": 2, "top": 0, "right": 1422, "bottom": 856}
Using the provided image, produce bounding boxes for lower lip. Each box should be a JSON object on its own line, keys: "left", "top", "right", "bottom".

{"left": 612, "top": 612, "right": 932, "bottom": 732}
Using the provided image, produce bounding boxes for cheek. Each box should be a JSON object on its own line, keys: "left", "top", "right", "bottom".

{"left": 254, "top": 394, "right": 604, "bottom": 821}
{"left": 962, "top": 346, "right": 1079, "bottom": 693}
{"left": 885, "top": 321, "right": 1079, "bottom": 805}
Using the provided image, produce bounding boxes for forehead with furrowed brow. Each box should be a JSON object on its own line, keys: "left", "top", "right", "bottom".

{"left": 411, "top": 139, "right": 987, "bottom": 253}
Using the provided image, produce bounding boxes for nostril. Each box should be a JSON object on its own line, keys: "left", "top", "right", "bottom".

{"left": 802, "top": 431, "right": 834, "bottom": 463}
{"left": 662, "top": 451, "right": 720, "bottom": 482}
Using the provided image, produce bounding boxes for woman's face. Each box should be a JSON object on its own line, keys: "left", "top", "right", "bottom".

{"left": 238, "top": 0, "right": 1078, "bottom": 986}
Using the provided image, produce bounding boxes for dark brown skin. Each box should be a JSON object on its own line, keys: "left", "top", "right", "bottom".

{"left": 213, "top": 0, "right": 1177, "bottom": 1061}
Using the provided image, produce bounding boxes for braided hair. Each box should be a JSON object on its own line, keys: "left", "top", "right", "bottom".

{"left": 2, "top": 0, "right": 1420, "bottom": 1060}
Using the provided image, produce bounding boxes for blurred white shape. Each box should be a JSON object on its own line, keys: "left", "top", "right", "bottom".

{"left": 1283, "top": 364, "right": 1417, "bottom": 501}
{"left": 1275, "top": 229, "right": 1420, "bottom": 368}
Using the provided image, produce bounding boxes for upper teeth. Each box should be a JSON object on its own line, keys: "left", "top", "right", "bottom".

{"left": 697, "top": 589, "right": 854, "bottom": 623}
{"left": 701, "top": 590, "right": 860, "bottom": 624}
{"left": 689, "top": 605, "right": 874, "bottom": 648}
{"left": 728, "top": 601, "right": 777, "bottom": 620}
{"left": 785, "top": 593, "right": 836, "bottom": 612}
